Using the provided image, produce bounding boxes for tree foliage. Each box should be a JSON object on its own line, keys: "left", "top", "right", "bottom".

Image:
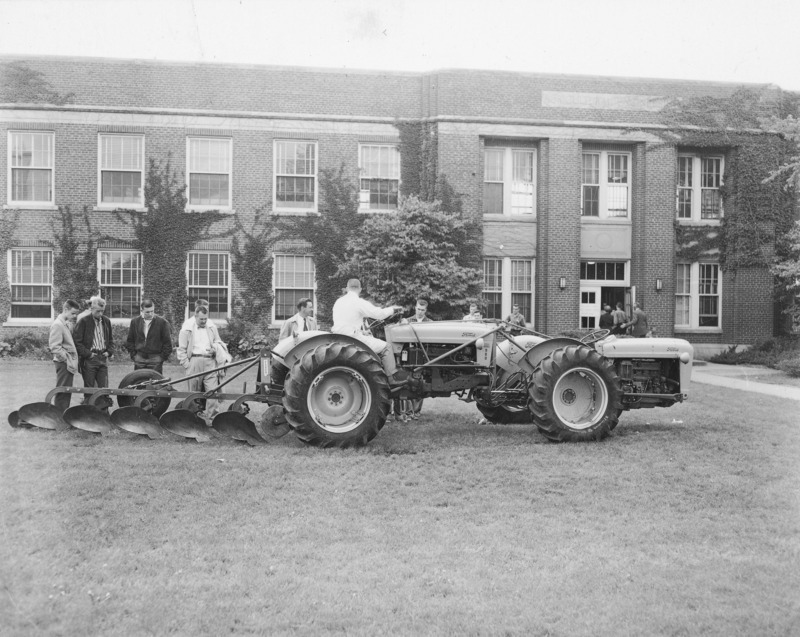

{"left": 771, "top": 220, "right": 800, "bottom": 331}
{"left": 51, "top": 206, "right": 99, "bottom": 310}
{"left": 337, "top": 195, "right": 482, "bottom": 318}
{"left": 230, "top": 208, "right": 278, "bottom": 327}
{"left": 0, "top": 60, "right": 75, "bottom": 104}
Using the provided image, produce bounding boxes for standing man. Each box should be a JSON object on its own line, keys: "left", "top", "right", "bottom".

{"left": 332, "top": 279, "right": 406, "bottom": 385}
{"left": 74, "top": 296, "right": 114, "bottom": 399}
{"left": 401, "top": 299, "right": 432, "bottom": 420}
{"left": 505, "top": 303, "right": 526, "bottom": 336}
{"left": 463, "top": 303, "right": 482, "bottom": 321}
{"left": 126, "top": 298, "right": 173, "bottom": 374}
{"left": 279, "top": 297, "right": 317, "bottom": 340}
{"left": 177, "top": 305, "right": 226, "bottom": 419}
{"left": 599, "top": 304, "right": 614, "bottom": 330}
{"left": 49, "top": 299, "right": 81, "bottom": 413}
{"left": 622, "top": 301, "right": 650, "bottom": 338}
{"left": 612, "top": 302, "right": 628, "bottom": 335}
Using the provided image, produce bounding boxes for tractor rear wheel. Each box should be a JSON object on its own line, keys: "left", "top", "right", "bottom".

{"left": 529, "top": 345, "right": 623, "bottom": 442}
{"left": 117, "top": 369, "right": 172, "bottom": 417}
{"left": 476, "top": 403, "right": 533, "bottom": 424}
{"left": 283, "top": 342, "right": 390, "bottom": 448}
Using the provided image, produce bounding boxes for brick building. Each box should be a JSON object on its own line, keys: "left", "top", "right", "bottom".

{"left": 1, "top": 56, "right": 790, "bottom": 351}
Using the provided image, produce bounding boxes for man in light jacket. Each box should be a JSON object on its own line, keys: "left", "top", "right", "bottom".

{"left": 49, "top": 299, "right": 81, "bottom": 413}
{"left": 279, "top": 297, "right": 317, "bottom": 340}
{"left": 176, "top": 305, "right": 225, "bottom": 419}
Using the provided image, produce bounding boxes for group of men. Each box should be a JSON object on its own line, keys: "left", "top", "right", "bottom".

{"left": 48, "top": 296, "right": 228, "bottom": 418}
{"left": 599, "top": 301, "right": 651, "bottom": 337}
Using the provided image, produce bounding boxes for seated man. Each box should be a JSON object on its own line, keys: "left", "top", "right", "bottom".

{"left": 331, "top": 279, "right": 405, "bottom": 385}
{"left": 279, "top": 297, "right": 317, "bottom": 340}
{"left": 463, "top": 302, "right": 482, "bottom": 321}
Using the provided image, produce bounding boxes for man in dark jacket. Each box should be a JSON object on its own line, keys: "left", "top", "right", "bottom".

{"left": 74, "top": 296, "right": 114, "bottom": 395}
{"left": 126, "top": 298, "right": 173, "bottom": 374}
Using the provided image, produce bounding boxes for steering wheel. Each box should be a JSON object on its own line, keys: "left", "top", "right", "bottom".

{"left": 364, "top": 307, "right": 404, "bottom": 334}
{"left": 580, "top": 329, "right": 611, "bottom": 345}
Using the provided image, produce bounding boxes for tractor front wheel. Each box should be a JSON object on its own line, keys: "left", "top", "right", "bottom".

{"left": 283, "top": 342, "right": 391, "bottom": 448}
{"left": 529, "top": 345, "right": 623, "bottom": 442}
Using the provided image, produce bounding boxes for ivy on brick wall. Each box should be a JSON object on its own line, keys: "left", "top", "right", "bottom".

{"left": 112, "top": 157, "right": 233, "bottom": 331}
{"left": 0, "top": 60, "right": 75, "bottom": 104}
{"left": 230, "top": 207, "right": 277, "bottom": 327}
{"left": 0, "top": 210, "right": 20, "bottom": 320}
{"left": 51, "top": 206, "right": 100, "bottom": 311}
{"left": 674, "top": 222, "right": 721, "bottom": 262}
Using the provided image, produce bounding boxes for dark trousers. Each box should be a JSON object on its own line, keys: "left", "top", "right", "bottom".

{"left": 134, "top": 353, "right": 164, "bottom": 375}
{"left": 53, "top": 361, "right": 73, "bottom": 413}
{"left": 82, "top": 355, "right": 109, "bottom": 388}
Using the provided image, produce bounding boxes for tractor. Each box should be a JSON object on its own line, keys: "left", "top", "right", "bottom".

{"left": 258, "top": 313, "right": 694, "bottom": 447}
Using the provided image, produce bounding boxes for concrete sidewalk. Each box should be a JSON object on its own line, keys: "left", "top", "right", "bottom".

{"left": 691, "top": 362, "right": 800, "bottom": 402}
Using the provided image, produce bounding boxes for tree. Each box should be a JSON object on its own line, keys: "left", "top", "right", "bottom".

{"left": 771, "top": 220, "right": 800, "bottom": 332}
{"left": 337, "top": 195, "right": 483, "bottom": 318}
{"left": 0, "top": 60, "right": 75, "bottom": 104}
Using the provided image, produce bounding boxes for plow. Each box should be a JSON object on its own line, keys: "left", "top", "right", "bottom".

{"left": 7, "top": 316, "right": 695, "bottom": 447}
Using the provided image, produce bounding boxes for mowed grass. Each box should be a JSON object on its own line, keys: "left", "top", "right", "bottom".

{"left": 1, "top": 361, "right": 799, "bottom": 636}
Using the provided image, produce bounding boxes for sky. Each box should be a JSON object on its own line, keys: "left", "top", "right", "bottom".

{"left": 1, "top": 0, "right": 799, "bottom": 91}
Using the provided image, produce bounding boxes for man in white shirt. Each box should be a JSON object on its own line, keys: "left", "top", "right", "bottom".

{"left": 332, "top": 279, "right": 405, "bottom": 385}
{"left": 279, "top": 297, "right": 318, "bottom": 340}
{"left": 177, "top": 305, "right": 225, "bottom": 419}
{"left": 463, "top": 302, "right": 482, "bottom": 321}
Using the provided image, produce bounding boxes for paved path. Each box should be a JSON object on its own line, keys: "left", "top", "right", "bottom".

{"left": 692, "top": 362, "right": 800, "bottom": 402}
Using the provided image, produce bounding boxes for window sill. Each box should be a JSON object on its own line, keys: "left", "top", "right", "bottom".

{"left": 272, "top": 210, "right": 320, "bottom": 217}
{"left": 482, "top": 214, "right": 537, "bottom": 222}
{"left": 675, "top": 220, "right": 722, "bottom": 227}
{"left": 4, "top": 204, "right": 58, "bottom": 211}
{"left": 674, "top": 327, "right": 723, "bottom": 334}
{"left": 185, "top": 207, "right": 235, "bottom": 214}
{"left": 94, "top": 205, "right": 147, "bottom": 213}
{"left": 580, "top": 216, "right": 631, "bottom": 224}
{"left": 3, "top": 318, "right": 53, "bottom": 327}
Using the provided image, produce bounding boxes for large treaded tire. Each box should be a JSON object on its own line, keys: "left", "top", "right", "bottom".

{"left": 529, "top": 345, "right": 623, "bottom": 442}
{"left": 476, "top": 403, "right": 534, "bottom": 425}
{"left": 283, "top": 342, "right": 390, "bottom": 448}
{"left": 117, "top": 369, "right": 172, "bottom": 417}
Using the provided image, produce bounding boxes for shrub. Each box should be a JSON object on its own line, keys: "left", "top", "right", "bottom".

{"left": 6, "top": 330, "right": 51, "bottom": 359}
{"left": 221, "top": 317, "right": 277, "bottom": 360}
{"left": 709, "top": 336, "right": 800, "bottom": 368}
{"left": 776, "top": 357, "right": 800, "bottom": 378}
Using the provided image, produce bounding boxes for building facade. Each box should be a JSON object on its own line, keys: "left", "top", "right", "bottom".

{"left": 0, "top": 56, "right": 788, "bottom": 349}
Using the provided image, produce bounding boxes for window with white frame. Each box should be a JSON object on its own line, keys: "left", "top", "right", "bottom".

{"left": 483, "top": 257, "right": 534, "bottom": 322}
{"left": 580, "top": 261, "right": 627, "bottom": 282}
{"left": 274, "top": 140, "right": 317, "bottom": 212}
{"left": 359, "top": 144, "right": 400, "bottom": 211}
{"left": 99, "top": 134, "right": 144, "bottom": 206}
{"left": 677, "top": 155, "right": 723, "bottom": 221}
{"left": 274, "top": 254, "right": 315, "bottom": 321}
{"left": 187, "top": 137, "right": 232, "bottom": 208}
{"left": 187, "top": 252, "right": 229, "bottom": 320}
{"left": 100, "top": 250, "right": 142, "bottom": 318}
{"left": 675, "top": 262, "right": 721, "bottom": 328}
{"left": 582, "top": 151, "right": 630, "bottom": 218}
{"left": 483, "top": 147, "right": 536, "bottom": 216}
{"left": 8, "top": 131, "right": 54, "bottom": 205}
{"left": 9, "top": 248, "right": 53, "bottom": 319}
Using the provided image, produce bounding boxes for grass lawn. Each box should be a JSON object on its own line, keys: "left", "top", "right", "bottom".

{"left": 1, "top": 360, "right": 799, "bottom": 636}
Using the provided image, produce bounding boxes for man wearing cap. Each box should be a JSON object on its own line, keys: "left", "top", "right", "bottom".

{"left": 126, "top": 298, "right": 173, "bottom": 374}
{"left": 332, "top": 279, "right": 406, "bottom": 385}
{"left": 74, "top": 296, "right": 114, "bottom": 398}
{"left": 279, "top": 297, "right": 317, "bottom": 340}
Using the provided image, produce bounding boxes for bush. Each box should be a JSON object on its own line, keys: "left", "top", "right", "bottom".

{"left": 709, "top": 336, "right": 800, "bottom": 369}
{"left": 5, "top": 330, "right": 51, "bottom": 359}
{"left": 220, "top": 317, "right": 277, "bottom": 359}
{"left": 776, "top": 357, "right": 800, "bottom": 378}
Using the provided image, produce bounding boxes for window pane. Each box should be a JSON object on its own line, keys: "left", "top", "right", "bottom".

{"left": 582, "top": 153, "right": 599, "bottom": 184}
{"left": 677, "top": 188, "right": 692, "bottom": 219}
{"left": 678, "top": 157, "right": 693, "bottom": 187}
{"left": 105, "top": 287, "right": 140, "bottom": 319}
{"left": 187, "top": 288, "right": 228, "bottom": 319}
{"left": 10, "top": 249, "right": 53, "bottom": 319}
{"left": 277, "top": 141, "right": 315, "bottom": 176}
{"left": 483, "top": 259, "right": 502, "bottom": 290}
{"left": 484, "top": 149, "right": 503, "bottom": 182}
{"left": 483, "top": 183, "right": 503, "bottom": 214}
{"left": 190, "top": 138, "right": 230, "bottom": 173}
{"left": 275, "top": 289, "right": 313, "bottom": 321}
{"left": 511, "top": 293, "right": 531, "bottom": 323}
{"left": 11, "top": 132, "right": 53, "bottom": 168}
{"left": 510, "top": 260, "right": 531, "bottom": 291}
{"left": 275, "top": 255, "right": 315, "bottom": 320}
{"left": 102, "top": 136, "right": 143, "bottom": 170}
{"left": 360, "top": 178, "right": 398, "bottom": 210}
{"left": 189, "top": 174, "right": 230, "bottom": 206}
{"left": 277, "top": 176, "right": 314, "bottom": 207}
{"left": 12, "top": 169, "right": 52, "bottom": 201}
{"left": 102, "top": 171, "right": 142, "bottom": 203}
{"left": 606, "top": 185, "right": 628, "bottom": 217}
{"left": 582, "top": 185, "right": 599, "bottom": 216}
{"left": 484, "top": 292, "right": 502, "bottom": 320}
{"left": 701, "top": 190, "right": 721, "bottom": 219}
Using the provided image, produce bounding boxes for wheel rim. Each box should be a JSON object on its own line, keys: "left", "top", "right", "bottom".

{"left": 551, "top": 366, "right": 609, "bottom": 430}
{"left": 306, "top": 366, "right": 372, "bottom": 433}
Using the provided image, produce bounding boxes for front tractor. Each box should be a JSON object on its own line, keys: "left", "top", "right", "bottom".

{"left": 259, "top": 315, "right": 693, "bottom": 447}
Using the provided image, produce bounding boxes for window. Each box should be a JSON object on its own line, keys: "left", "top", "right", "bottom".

{"left": 580, "top": 261, "right": 626, "bottom": 281}
{"left": 483, "top": 147, "right": 536, "bottom": 216}
{"left": 99, "top": 135, "right": 144, "bottom": 206}
{"left": 9, "top": 131, "right": 54, "bottom": 204}
{"left": 9, "top": 248, "right": 52, "bottom": 319}
{"left": 187, "top": 252, "right": 229, "bottom": 320}
{"left": 187, "top": 137, "right": 232, "bottom": 208}
{"left": 274, "top": 255, "right": 315, "bottom": 321}
{"left": 677, "top": 155, "right": 723, "bottom": 221}
{"left": 483, "top": 257, "right": 534, "bottom": 323}
{"left": 99, "top": 250, "right": 142, "bottom": 318}
{"left": 359, "top": 144, "right": 400, "bottom": 211}
{"left": 274, "top": 140, "right": 317, "bottom": 212}
{"left": 675, "top": 262, "right": 720, "bottom": 329}
{"left": 582, "top": 151, "right": 630, "bottom": 218}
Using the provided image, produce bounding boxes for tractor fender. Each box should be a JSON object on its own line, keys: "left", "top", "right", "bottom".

{"left": 272, "top": 331, "right": 381, "bottom": 370}
{"left": 516, "top": 337, "right": 585, "bottom": 376}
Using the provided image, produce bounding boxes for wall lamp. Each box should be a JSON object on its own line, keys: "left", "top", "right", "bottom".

{"left": 559, "top": 277, "right": 567, "bottom": 290}
{"left": 656, "top": 278, "right": 663, "bottom": 292}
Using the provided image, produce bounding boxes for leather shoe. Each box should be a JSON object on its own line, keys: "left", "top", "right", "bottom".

{"left": 388, "top": 370, "right": 409, "bottom": 386}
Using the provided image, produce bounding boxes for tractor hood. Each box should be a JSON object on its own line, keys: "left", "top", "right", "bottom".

{"left": 594, "top": 336, "right": 694, "bottom": 362}
{"left": 387, "top": 320, "right": 494, "bottom": 345}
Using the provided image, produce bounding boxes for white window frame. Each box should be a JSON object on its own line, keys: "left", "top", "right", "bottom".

{"left": 358, "top": 143, "right": 400, "bottom": 212}
{"left": 97, "top": 134, "right": 145, "bottom": 209}
{"left": 272, "top": 254, "right": 316, "bottom": 324}
{"left": 273, "top": 140, "right": 318, "bottom": 214}
{"left": 186, "top": 137, "right": 233, "bottom": 212}
{"left": 98, "top": 249, "right": 143, "bottom": 321}
{"left": 8, "top": 131, "right": 55, "bottom": 207}
{"left": 675, "top": 262, "right": 722, "bottom": 331}
{"left": 482, "top": 257, "right": 534, "bottom": 325}
{"left": 579, "top": 260, "right": 629, "bottom": 284}
{"left": 581, "top": 150, "right": 631, "bottom": 219}
{"left": 186, "top": 251, "right": 231, "bottom": 321}
{"left": 7, "top": 248, "right": 53, "bottom": 323}
{"left": 677, "top": 154, "right": 724, "bottom": 222}
{"left": 483, "top": 146, "right": 537, "bottom": 217}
